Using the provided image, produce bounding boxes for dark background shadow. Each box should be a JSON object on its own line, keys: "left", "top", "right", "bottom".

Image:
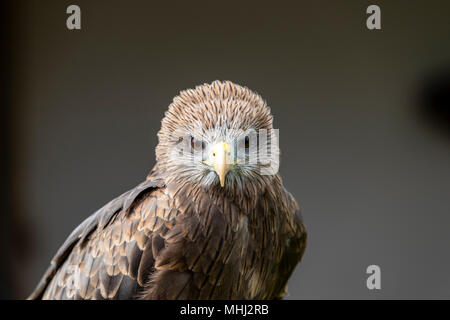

{"left": 2, "top": 0, "right": 450, "bottom": 299}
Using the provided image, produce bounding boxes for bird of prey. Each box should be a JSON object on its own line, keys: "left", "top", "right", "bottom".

{"left": 29, "top": 80, "right": 307, "bottom": 300}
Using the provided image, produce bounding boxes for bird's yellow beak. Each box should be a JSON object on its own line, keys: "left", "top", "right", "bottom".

{"left": 205, "top": 141, "right": 232, "bottom": 187}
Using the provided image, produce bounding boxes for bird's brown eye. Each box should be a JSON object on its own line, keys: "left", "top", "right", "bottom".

{"left": 244, "top": 136, "right": 250, "bottom": 149}
{"left": 191, "top": 136, "right": 205, "bottom": 151}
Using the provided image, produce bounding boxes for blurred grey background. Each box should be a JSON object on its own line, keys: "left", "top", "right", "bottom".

{"left": 2, "top": 0, "right": 450, "bottom": 299}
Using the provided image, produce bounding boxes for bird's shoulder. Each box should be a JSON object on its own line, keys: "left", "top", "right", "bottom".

{"left": 28, "top": 177, "right": 166, "bottom": 299}
{"left": 270, "top": 185, "right": 307, "bottom": 299}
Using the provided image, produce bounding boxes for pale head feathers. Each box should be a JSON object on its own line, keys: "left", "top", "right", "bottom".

{"left": 155, "top": 80, "right": 280, "bottom": 198}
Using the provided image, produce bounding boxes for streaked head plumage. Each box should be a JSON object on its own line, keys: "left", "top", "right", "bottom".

{"left": 156, "top": 80, "right": 279, "bottom": 197}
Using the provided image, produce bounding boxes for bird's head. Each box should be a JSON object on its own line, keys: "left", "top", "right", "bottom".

{"left": 155, "top": 81, "right": 279, "bottom": 197}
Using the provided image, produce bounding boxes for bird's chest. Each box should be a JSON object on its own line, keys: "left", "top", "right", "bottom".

{"left": 214, "top": 203, "right": 283, "bottom": 299}
{"left": 242, "top": 208, "right": 285, "bottom": 299}
{"left": 167, "top": 185, "right": 284, "bottom": 299}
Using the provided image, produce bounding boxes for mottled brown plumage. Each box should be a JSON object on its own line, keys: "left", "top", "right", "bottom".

{"left": 29, "top": 81, "right": 307, "bottom": 300}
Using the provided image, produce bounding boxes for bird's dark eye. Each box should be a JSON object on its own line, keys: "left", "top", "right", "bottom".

{"left": 244, "top": 136, "right": 250, "bottom": 149}
{"left": 191, "top": 136, "right": 205, "bottom": 151}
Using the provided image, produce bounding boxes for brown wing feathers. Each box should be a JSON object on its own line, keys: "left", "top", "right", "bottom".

{"left": 29, "top": 179, "right": 165, "bottom": 299}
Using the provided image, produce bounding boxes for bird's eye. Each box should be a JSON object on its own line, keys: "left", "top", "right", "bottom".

{"left": 191, "top": 136, "right": 205, "bottom": 151}
{"left": 244, "top": 136, "right": 250, "bottom": 149}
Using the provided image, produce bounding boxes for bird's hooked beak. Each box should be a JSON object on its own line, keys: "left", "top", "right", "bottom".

{"left": 205, "top": 141, "right": 233, "bottom": 187}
